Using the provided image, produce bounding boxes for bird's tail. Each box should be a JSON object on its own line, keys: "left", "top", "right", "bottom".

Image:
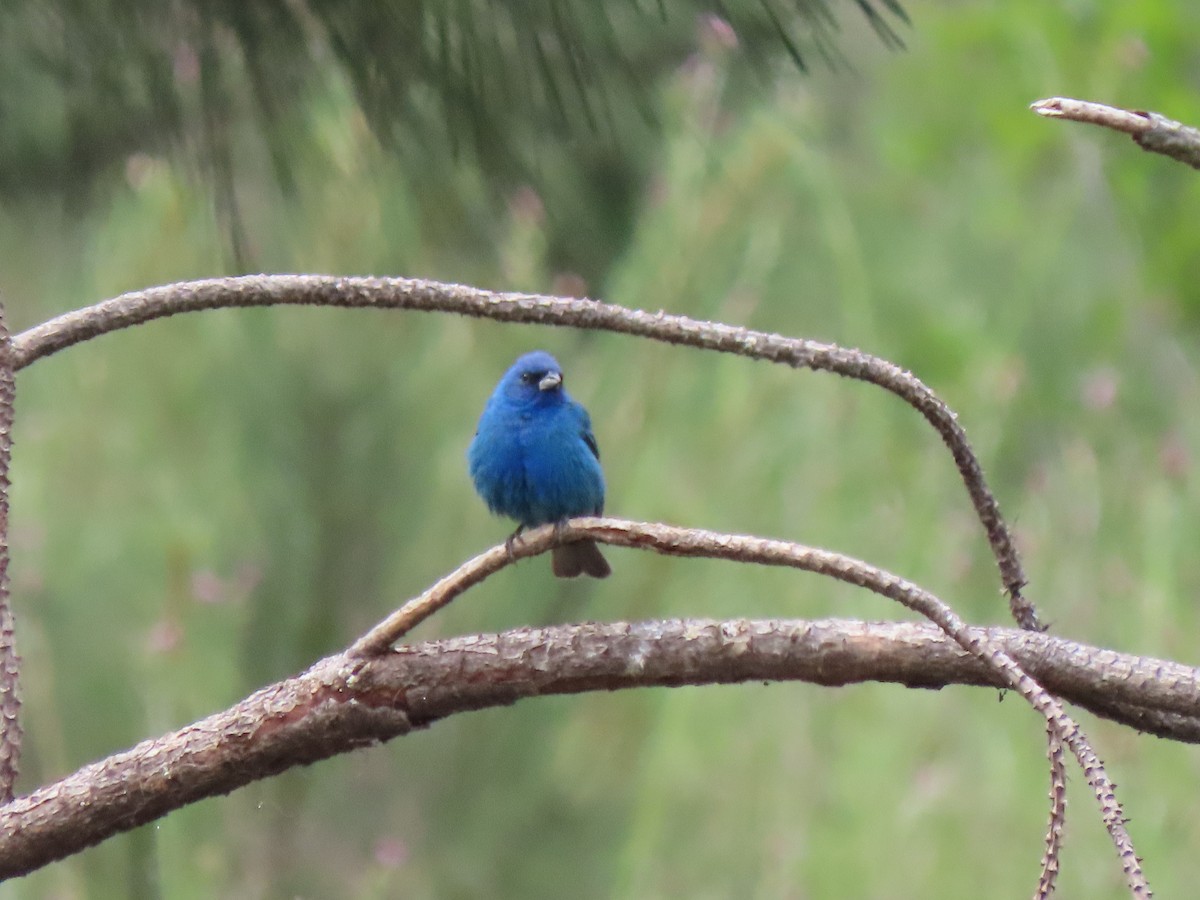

{"left": 552, "top": 539, "right": 611, "bottom": 579}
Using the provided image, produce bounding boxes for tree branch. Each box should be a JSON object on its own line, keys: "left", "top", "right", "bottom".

{"left": 0, "top": 305, "right": 18, "bottom": 803}
{"left": 1036, "top": 726, "right": 1068, "bottom": 900}
{"left": 0, "top": 616, "right": 1189, "bottom": 880}
{"left": 351, "top": 517, "right": 1151, "bottom": 897}
{"left": 0, "top": 517, "right": 1156, "bottom": 893}
{"left": 9, "top": 274, "right": 1039, "bottom": 629}
{"left": 10, "top": 280, "right": 1163, "bottom": 890}
{"left": 1032, "top": 97, "right": 1200, "bottom": 170}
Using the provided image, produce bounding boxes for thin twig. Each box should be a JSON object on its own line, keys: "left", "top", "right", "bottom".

{"left": 360, "top": 519, "right": 1139, "bottom": 892}
{"left": 366, "top": 533, "right": 1200, "bottom": 736}
{"left": 9, "top": 275, "right": 1040, "bottom": 629}
{"left": 0, "top": 305, "right": 19, "bottom": 803}
{"left": 1035, "top": 725, "right": 1068, "bottom": 899}
{"left": 351, "top": 542, "right": 514, "bottom": 654}
{"left": 579, "top": 522, "right": 1147, "bottom": 896}
{"left": 1032, "top": 97, "right": 1200, "bottom": 170}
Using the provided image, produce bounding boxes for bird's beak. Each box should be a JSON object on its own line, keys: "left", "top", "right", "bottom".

{"left": 538, "top": 371, "right": 562, "bottom": 392}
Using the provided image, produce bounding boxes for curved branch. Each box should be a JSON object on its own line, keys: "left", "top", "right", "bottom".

{"left": 352, "top": 518, "right": 1147, "bottom": 893}
{"left": 0, "top": 617, "right": 1187, "bottom": 880}
{"left": 9, "top": 275, "right": 1038, "bottom": 629}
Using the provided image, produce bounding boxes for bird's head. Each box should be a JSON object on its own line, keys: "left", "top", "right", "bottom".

{"left": 500, "top": 350, "right": 567, "bottom": 405}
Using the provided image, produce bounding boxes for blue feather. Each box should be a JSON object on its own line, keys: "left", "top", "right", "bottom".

{"left": 469, "top": 351, "right": 610, "bottom": 578}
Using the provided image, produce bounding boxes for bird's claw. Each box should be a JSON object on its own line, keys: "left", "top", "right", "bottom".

{"left": 504, "top": 526, "right": 526, "bottom": 562}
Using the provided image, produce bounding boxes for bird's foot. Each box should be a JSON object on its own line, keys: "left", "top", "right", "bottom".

{"left": 504, "top": 526, "right": 526, "bottom": 562}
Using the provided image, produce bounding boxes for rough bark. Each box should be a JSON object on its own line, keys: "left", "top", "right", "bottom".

{"left": 0, "top": 617, "right": 1194, "bottom": 880}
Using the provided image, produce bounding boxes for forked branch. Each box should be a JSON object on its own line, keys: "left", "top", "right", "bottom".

{"left": 9, "top": 281, "right": 1159, "bottom": 892}
{"left": 370, "top": 519, "right": 1147, "bottom": 894}
{"left": 0, "top": 521, "right": 1157, "bottom": 892}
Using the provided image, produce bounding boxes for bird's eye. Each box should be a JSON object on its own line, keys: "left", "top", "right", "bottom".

{"left": 521, "top": 371, "right": 539, "bottom": 383}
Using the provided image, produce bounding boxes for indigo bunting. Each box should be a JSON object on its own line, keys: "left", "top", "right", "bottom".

{"left": 468, "top": 351, "right": 611, "bottom": 578}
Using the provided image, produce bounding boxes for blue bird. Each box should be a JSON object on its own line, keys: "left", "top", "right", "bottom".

{"left": 469, "top": 351, "right": 611, "bottom": 578}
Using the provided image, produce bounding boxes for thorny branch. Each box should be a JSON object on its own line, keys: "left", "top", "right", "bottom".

{"left": 1036, "top": 726, "right": 1069, "bottom": 900}
{"left": 377, "top": 519, "right": 1149, "bottom": 896}
{"left": 10, "top": 274, "right": 1040, "bottom": 630}
{"left": 1032, "top": 97, "right": 1200, "bottom": 170}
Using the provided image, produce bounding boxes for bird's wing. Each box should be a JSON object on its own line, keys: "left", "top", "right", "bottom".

{"left": 575, "top": 404, "right": 600, "bottom": 460}
{"left": 582, "top": 428, "right": 600, "bottom": 461}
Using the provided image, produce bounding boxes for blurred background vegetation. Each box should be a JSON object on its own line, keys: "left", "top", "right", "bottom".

{"left": 2, "top": 0, "right": 1200, "bottom": 897}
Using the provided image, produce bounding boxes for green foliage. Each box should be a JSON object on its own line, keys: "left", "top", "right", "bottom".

{"left": 0, "top": 0, "right": 907, "bottom": 283}
{"left": 2, "top": 0, "right": 1200, "bottom": 897}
